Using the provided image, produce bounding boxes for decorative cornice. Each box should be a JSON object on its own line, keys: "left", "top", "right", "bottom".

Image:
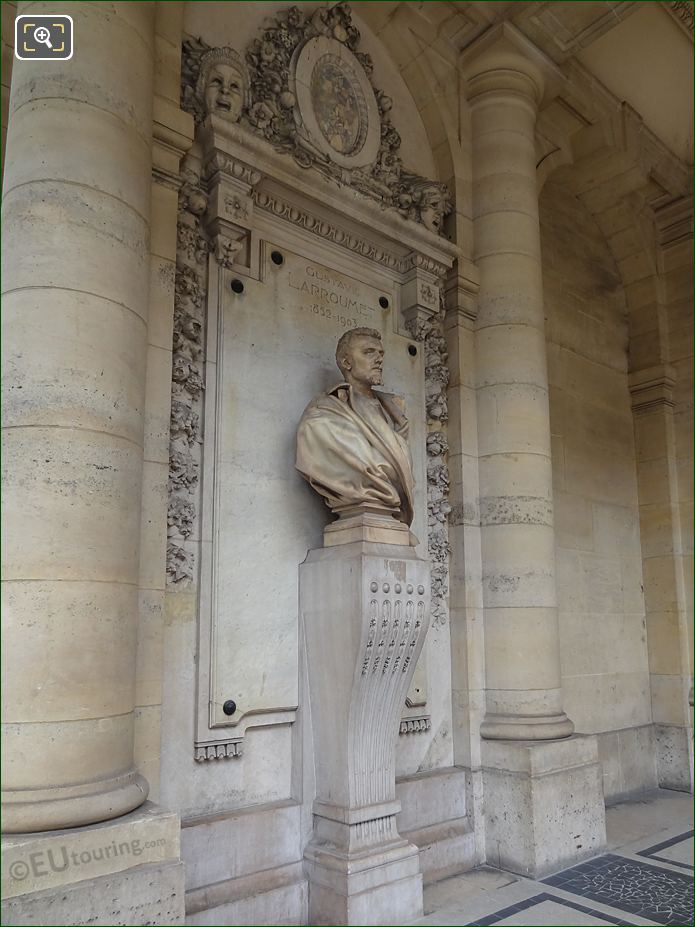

{"left": 152, "top": 93, "right": 195, "bottom": 189}
{"left": 253, "top": 188, "right": 404, "bottom": 271}
{"left": 203, "top": 150, "right": 262, "bottom": 188}
{"left": 655, "top": 196, "right": 694, "bottom": 249}
{"left": 400, "top": 716, "right": 431, "bottom": 735}
{"left": 182, "top": 5, "right": 452, "bottom": 234}
{"left": 194, "top": 740, "right": 243, "bottom": 761}
{"left": 629, "top": 364, "right": 677, "bottom": 413}
{"left": 443, "top": 264, "right": 480, "bottom": 325}
{"left": 251, "top": 189, "right": 452, "bottom": 279}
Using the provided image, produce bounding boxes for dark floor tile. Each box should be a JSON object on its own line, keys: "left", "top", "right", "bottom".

{"left": 540, "top": 853, "right": 693, "bottom": 926}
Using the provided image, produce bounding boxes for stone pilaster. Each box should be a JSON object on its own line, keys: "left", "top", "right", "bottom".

{"left": 462, "top": 24, "right": 573, "bottom": 742}
{"left": 629, "top": 364, "right": 693, "bottom": 790}
{"left": 2, "top": 0, "right": 153, "bottom": 834}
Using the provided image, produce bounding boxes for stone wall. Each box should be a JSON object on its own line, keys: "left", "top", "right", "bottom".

{"left": 540, "top": 180, "right": 655, "bottom": 801}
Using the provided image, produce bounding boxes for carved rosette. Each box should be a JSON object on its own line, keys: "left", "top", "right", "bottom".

{"left": 406, "top": 291, "right": 451, "bottom": 628}
{"left": 167, "top": 169, "right": 210, "bottom": 585}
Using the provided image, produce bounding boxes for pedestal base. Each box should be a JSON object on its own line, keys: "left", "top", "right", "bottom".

{"left": 482, "top": 735, "right": 606, "bottom": 878}
{"left": 324, "top": 512, "right": 416, "bottom": 547}
{"left": 1, "top": 802, "right": 184, "bottom": 926}
{"left": 305, "top": 839, "right": 422, "bottom": 926}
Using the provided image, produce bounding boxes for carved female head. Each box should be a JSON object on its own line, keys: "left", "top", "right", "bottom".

{"left": 197, "top": 47, "right": 248, "bottom": 123}
{"left": 412, "top": 181, "right": 452, "bottom": 235}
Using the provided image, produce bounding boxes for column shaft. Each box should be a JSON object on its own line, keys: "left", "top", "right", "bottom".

{"left": 1, "top": 1, "right": 155, "bottom": 831}
{"left": 468, "top": 68, "right": 573, "bottom": 740}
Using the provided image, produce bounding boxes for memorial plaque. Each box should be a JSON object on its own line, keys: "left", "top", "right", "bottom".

{"left": 202, "top": 245, "right": 427, "bottom": 732}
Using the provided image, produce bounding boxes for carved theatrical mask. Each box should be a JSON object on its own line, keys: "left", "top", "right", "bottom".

{"left": 420, "top": 192, "right": 447, "bottom": 235}
{"left": 181, "top": 8, "right": 454, "bottom": 235}
{"left": 411, "top": 182, "right": 451, "bottom": 235}
{"left": 204, "top": 62, "right": 246, "bottom": 122}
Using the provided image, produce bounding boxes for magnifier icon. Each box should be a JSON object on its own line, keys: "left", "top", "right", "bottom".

{"left": 34, "top": 25, "right": 53, "bottom": 49}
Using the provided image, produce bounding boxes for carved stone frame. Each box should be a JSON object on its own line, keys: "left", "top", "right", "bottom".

{"left": 186, "top": 115, "right": 456, "bottom": 760}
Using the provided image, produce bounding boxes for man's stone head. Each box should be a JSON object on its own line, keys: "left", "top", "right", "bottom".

{"left": 197, "top": 47, "right": 247, "bottom": 122}
{"left": 336, "top": 328, "right": 384, "bottom": 389}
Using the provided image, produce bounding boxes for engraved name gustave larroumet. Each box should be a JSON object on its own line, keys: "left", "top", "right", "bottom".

{"left": 296, "top": 328, "right": 414, "bottom": 525}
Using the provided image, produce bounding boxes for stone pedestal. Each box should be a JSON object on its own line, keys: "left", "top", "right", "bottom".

{"left": 481, "top": 736, "right": 607, "bottom": 878}
{"left": 1, "top": 803, "right": 185, "bottom": 925}
{"left": 300, "top": 540, "right": 430, "bottom": 925}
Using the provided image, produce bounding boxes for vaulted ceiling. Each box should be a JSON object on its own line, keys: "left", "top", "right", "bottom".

{"left": 352, "top": 1, "right": 694, "bottom": 163}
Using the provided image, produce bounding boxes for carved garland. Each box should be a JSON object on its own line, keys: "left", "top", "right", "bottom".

{"left": 181, "top": 3, "right": 452, "bottom": 234}
{"left": 166, "top": 169, "right": 210, "bottom": 585}
{"left": 406, "top": 295, "right": 451, "bottom": 630}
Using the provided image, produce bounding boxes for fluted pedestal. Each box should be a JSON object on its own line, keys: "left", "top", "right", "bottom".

{"left": 300, "top": 539, "right": 430, "bottom": 925}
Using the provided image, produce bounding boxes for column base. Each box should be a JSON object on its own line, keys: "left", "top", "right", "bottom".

{"left": 481, "top": 712, "right": 574, "bottom": 741}
{"left": 2, "top": 769, "right": 149, "bottom": 834}
{"left": 304, "top": 837, "right": 422, "bottom": 926}
{"left": 1, "top": 801, "right": 184, "bottom": 926}
{"left": 654, "top": 722, "right": 694, "bottom": 792}
{"left": 482, "top": 735, "right": 606, "bottom": 878}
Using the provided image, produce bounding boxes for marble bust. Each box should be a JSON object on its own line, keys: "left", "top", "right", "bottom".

{"left": 197, "top": 47, "right": 247, "bottom": 122}
{"left": 296, "top": 328, "right": 414, "bottom": 526}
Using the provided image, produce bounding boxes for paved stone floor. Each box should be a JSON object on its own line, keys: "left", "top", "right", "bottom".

{"left": 411, "top": 790, "right": 693, "bottom": 926}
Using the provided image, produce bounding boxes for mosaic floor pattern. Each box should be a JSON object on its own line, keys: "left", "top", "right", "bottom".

{"left": 409, "top": 791, "right": 694, "bottom": 927}
{"left": 542, "top": 852, "right": 694, "bottom": 926}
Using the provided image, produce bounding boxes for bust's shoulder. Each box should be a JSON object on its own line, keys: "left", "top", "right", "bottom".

{"left": 300, "top": 385, "right": 347, "bottom": 419}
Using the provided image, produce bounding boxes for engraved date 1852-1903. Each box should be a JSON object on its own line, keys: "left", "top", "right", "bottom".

{"left": 278, "top": 301, "right": 358, "bottom": 328}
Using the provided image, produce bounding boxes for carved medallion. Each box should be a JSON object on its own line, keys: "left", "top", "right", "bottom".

{"left": 292, "top": 36, "right": 380, "bottom": 168}
{"left": 181, "top": 4, "right": 453, "bottom": 234}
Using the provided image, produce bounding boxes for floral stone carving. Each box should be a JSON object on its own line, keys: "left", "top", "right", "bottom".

{"left": 166, "top": 168, "right": 210, "bottom": 585}
{"left": 407, "top": 293, "right": 451, "bottom": 628}
{"left": 181, "top": 3, "right": 452, "bottom": 234}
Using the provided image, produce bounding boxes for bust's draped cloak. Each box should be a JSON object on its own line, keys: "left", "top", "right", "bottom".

{"left": 296, "top": 383, "right": 414, "bottom": 526}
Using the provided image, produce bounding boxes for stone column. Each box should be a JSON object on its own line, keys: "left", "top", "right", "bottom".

{"left": 460, "top": 25, "right": 606, "bottom": 878}
{"left": 462, "top": 25, "right": 572, "bottom": 742}
{"left": 2, "top": 1, "right": 155, "bottom": 833}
